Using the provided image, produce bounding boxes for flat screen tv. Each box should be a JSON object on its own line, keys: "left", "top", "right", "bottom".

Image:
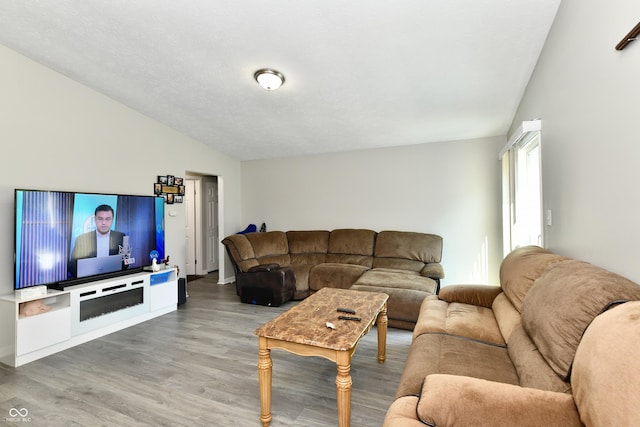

{"left": 14, "top": 189, "right": 165, "bottom": 290}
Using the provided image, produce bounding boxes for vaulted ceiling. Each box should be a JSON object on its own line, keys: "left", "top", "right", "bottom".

{"left": 0, "top": 1, "right": 561, "bottom": 160}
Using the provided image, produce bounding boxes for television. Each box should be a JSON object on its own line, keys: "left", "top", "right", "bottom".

{"left": 14, "top": 189, "right": 165, "bottom": 290}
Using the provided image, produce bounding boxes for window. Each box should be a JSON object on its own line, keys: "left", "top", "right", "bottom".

{"left": 500, "top": 120, "right": 543, "bottom": 256}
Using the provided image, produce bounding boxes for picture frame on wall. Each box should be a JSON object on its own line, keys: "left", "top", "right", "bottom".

{"left": 155, "top": 173, "right": 185, "bottom": 204}
{"left": 161, "top": 185, "right": 178, "bottom": 194}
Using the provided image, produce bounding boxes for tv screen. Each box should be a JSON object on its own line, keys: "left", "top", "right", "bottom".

{"left": 14, "top": 189, "right": 165, "bottom": 290}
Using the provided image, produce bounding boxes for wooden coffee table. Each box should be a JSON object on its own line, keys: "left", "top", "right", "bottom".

{"left": 255, "top": 287, "right": 389, "bottom": 427}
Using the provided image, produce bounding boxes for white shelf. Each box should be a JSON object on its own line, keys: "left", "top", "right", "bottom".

{"left": 0, "top": 269, "right": 178, "bottom": 367}
{"left": 16, "top": 293, "right": 70, "bottom": 319}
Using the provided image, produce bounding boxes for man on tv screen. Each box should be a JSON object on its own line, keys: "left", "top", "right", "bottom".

{"left": 68, "top": 204, "right": 126, "bottom": 278}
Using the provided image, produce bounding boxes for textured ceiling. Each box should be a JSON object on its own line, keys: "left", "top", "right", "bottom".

{"left": 0, "top": 1, "right": 561, "bottom": 160}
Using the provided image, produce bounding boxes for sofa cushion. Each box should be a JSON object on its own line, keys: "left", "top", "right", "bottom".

{"left": 245, "top": 231, "right": 291, "bottom": 266}
{"left": 327, "top": 228, "right": 376, "bottom": 255}
{"left": 352, "top": 285, "right": 431, "bottom": 324}
{"left": 372, "top": 257, "right": 426, "bottom": 273}
{"left": 522, "top": 259, "right": 640, "bottom": 380}
{"left": 420, "top": 263, "right": 445, "bottom": 280}
{"left": 286, "top": 230, "right": 329, "bottom": 265}
{"left": 324, "top": 229, "right": 376, "bottom": 267}
{"left": 289, "top": 253, "right": 326, "bottom": 265}
{"left": 507, "top": 325, "right": 571, "bottom": 393}
{"left": 325, "top": 253, "right": 374, "bottom": 267}
{"left": 308, "top": 263, "right": 369, "bottom": 291}
{"left": 351, "top": 269, "right": 437, "bottom": 324}
{"left": 355, "top": 269, "right": 429, "bottom": 288}
{"left": 499, "top": 245, "right": 567, "bottom": 313}
{"left": 491, "top": 292, "right": 521, "bottom": 344}
{"left": 395, "top": 332, "right": 519, "bottom": 398}
{"left": 370, "top": 267, "right": 420, "bottom": 276}
{"left": 412, "top": 297, "right": 505, "bottom": 346}
{"left": 374, "top": 230, "right": 443, "bottom": 263}
{"left": 571, "top": 301, "right": 640, "bottom": 427}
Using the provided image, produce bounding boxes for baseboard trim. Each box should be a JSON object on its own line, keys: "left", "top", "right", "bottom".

{"left": 219, "top": 276, "right": 235, "bottom": 285}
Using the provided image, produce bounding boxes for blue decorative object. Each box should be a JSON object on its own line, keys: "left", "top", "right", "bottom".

{"left": 237, "top": 224, "right": 257, "bottom": 234}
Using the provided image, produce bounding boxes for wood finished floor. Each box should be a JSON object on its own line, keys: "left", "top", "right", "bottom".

{"left": 0, "top": 274, "right": 412, "bottom": 426}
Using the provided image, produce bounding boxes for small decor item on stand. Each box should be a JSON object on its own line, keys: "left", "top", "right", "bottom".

{"left": 19, "top": 300, "right": 52, "bottom": 317}
{"left": 151, "top": 258, "right": 161, "bottom": 272}
{"left": 238, "top": 224, "right": 257, "bottom": 234}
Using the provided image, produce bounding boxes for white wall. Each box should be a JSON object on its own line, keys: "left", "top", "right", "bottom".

{"left": 241, "top": 137, "right": 505, "bottom": 285}
{"left": 510, "top": 0, "right": 640, "bottom": 283}
{"left": 0, "top": 44, "right": 242, "bottom": 295}
{"left": 16, "top": 0, "right": 635, "bottom": 292}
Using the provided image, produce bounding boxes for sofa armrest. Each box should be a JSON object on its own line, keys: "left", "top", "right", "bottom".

{"left": 416, "top": 375, "right": 582, "bottom": 427}
{"left": 382, "top": 396, "right": 426, "bottom": 427}
{"left": 420, "top": 262, "right": 444, "bottom": 280}
{"left": 438, "top": 284, "right": 502, "bottom": 308}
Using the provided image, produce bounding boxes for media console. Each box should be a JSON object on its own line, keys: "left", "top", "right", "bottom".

{"left": 0, "top": 269, "right": 178, "bottom": 367}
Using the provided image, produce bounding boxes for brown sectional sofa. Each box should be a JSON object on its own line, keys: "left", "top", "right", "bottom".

{"left": 384, "top": 245, "right": 640, "bottom": 426}
{"left": 222, "top": 229, "right": 443, "bottom": 329}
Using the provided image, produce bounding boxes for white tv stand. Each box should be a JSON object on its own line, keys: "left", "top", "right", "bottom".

{"left": 0, "top": 268, "right": 178, "bottom": 367}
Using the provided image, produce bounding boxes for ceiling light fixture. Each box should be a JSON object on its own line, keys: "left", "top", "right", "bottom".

{"left": 254, "top": 69, "right": 285, "bottom": 90}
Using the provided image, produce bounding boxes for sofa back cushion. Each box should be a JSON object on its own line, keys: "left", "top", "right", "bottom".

{"left": 326, "top": 229, "right": 376, "bottom": 267}
{"left": 571, "top": 301, "right": 640, "bottom": 427}
{"left": 375, "top": 231, "right": 442, "bottom": 262}
{"left": 521, "top": 260, "right": 640, "bottom": 380}
{"left": 287, "top": 230, "right": 329, "bottom": 265}
{"left": 507, "top": 325, "right": 571, "bottom": 393}
{"left": 245, "top": 231, "right": 291, "bottom": 266}
{"left": 500, "top": 245, "right": 567, "bottom": 313}
{"left": 373, "top": 231, "right": 442, "bottom": 272}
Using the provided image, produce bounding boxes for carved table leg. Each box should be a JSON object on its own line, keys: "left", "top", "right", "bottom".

{"left": 377, "top": 303, "right": 388, "bottom": 364}
{"left": 335, "top": 351, "right": 352, "bottom": 427}
{"left": 258, "top": 336, "right": 273, "bottom": 427}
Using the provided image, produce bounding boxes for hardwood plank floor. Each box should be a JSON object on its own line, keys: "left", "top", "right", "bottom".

{"left": 0, "top": 274, "right": 412, "bottom": 426}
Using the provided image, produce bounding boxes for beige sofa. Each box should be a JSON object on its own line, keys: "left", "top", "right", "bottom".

{"left": 383, "top": 245, "right": 640, "bottom": 426}
{"left": 222, "top": 229, "right": 443, "bottom": 329}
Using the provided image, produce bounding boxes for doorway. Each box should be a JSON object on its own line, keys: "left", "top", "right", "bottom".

{"left": 185, "top": 174, "right": 221, "bottom": 279}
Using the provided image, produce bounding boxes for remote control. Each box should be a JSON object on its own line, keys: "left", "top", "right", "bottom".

{"left": 338, "top": 315, "right": 361, "bottom": 321}
{"left": 337, "top": 307, "right": 356, "bottom": 314}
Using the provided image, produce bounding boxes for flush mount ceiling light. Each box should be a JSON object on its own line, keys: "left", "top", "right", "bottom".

{"left": 254, "top": 69, "right": 285, "bottom": 90}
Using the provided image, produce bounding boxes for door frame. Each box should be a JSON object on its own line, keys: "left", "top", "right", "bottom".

{"left": 185, "top": 172, "right": 225, "bottom": 283}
